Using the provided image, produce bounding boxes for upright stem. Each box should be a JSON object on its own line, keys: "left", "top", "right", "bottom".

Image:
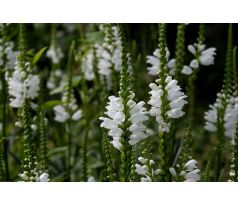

{"left": 157, "top": 23, "right": 170, "bottom": 181}
{"left": 82, "top": 126, "right": 89, "bottom": 181}
{"left": 118, "top": 24, "right": 132, "bottom": 182}
{"left": 0, "top": 24, "right": 9, "bottom": 181}
{"left": 175, "top": 23, "right": 185, "bottom": 81}
{"left": 65, "top": 41, "right": 75, "bottom": 181}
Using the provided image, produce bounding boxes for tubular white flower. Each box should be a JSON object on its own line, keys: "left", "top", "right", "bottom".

{"left": 199, "top": 47, "right": 216, "bottom": 66}
{"left": 72, "top": 109, "right": 83, "bottom": 121}
{"left": 146, "top": 48, "right": 175, "bottom": 76}
{"left": 99, "top": 92, "right": 148, "bottom": 150}
{"left": 204, "top": 104, "right": 218, "bottom": 132}
{"left": 54, "top": 105, "right": 70, "bottom": 123}
{"left": 204, "top": 94, "right": 238, "bottom": 139}
{"left": 8, "top": 60, "right": 40, "bottom": 108}
{"left": 148, "top": 75, "right": 187, "bottom": 132}
{"left": 135, "top": 156, "right": 160, "bottom": 182}
{"left": 81, "top": 48, "right": 95, "bottom": 81}
{"left": 224, "top": 97, "right": 238, "bottom": 138}
{"left": 46, "top": 45, "right": 64, "bottom": 64}
{"left": 183, "top": 43, "right": 216, "bottom": 75}
{"left": 38, "top": 172, "right": 49, "bottom": 182}
{"left": 170, "top": 159, "right": 200, "bottom": 182}
{"left": 97, "top": 26, "right": 122, "bottom": 77}
{"left": 0, "top": 40, "right": 19, "bottom": 72}
{"left": 181, "top": 65, "right": 192, "bottom": 75}
{"left": 87, "top": 176, "right": 96, "bottom": 182}
{"left": 53, "top": 89, "right": 83, "bottom": 123}
{"left": 189, "top": 59, "right": 199, "bottom": 69}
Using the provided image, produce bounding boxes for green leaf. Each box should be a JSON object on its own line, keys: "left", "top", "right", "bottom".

{"left": 0, "top": 137, "right": 5, "bottom": 146}
{"left": 49, "top": 86, "right": 64, "bottom": 95}
{"left": 47, "top": 146, "right": 67, "bottom": 158}
{"left": 31, "top": 47, "right": 48, "bottom": 66}
{"left": 42, "top": 100, "right": 63, "bottom": 110}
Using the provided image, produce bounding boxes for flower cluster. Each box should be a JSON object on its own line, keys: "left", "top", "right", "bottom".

{"left": 97, "top": 25, "right": 121, "bottom": 77}
{"left": 19, "top": 171, "right": 49, "bottom": 182}
{"left": 148, "top": 75, "right": 187, "bottom": 132}
{"left": 169, "top": 159, "right": 201, "bottom": 182}
{"left": 8, "top": 60, "right": 40, "bottom": 108}
{"left": 53, "top": 89, "right": 82, "bottom": 123}
{"left": 135, "top": 156, "right": 160, "bottom": 182}
{"left": 0, "top": 40, "right": 19, "bottom": 71}
{"left": 46, "top": 44, "right": 64, "bottom": 65}
{"left": 81, "top": 48, "right": 95, "bottom": 81}
{"left": 182, "top": 44, "right": 216, "bottom": 75}
{"left": 47, "top": 69, "right": 65, "bottom": 90}
{"left": 146, "top": 48, "right": 176, "bottom": 76}
{"left": 99, "top": 92, "right": 148, "bottom": 150}
{"left": 205, "top": 93, "right": 238, "bottom": 139}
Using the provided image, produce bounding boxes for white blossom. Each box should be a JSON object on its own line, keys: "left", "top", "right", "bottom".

{"left": 181, "top": 65, "right": 192, "bottom": 75}
{"left": 146, "top": 48, "right": 175, "bottom": 76}
{"left": 46, "top": 45, "right": 64, "bottom": 64}
{"left": 135, "top": 156, "right": 160, "bottom": 182}
{"left": 100, "top": 92, "right": 148, "bottom": 150}
{"left": 183, "top": 43, "right": 216, "bottom": 75}
{"left": 0, "top": 40, "right": 19, "bottom": 71}
{"left": 170, "top": 159, "right": 200, "bottom": 182}
{"left": 54, "top": 105, "right": 70, "bottom": 123}
{"left": 81, "top": 48, "right": 95, "bottom": 81}
{"left": 38, "top": 172, "right": 50, "bottom": 182}
{"left": 97, "top": 26, "right": 121, "bottom": 77}
{"left": 87, "top": 176, "right": 96, "bottom": 182}
{"left": 53, "top": 90, "right": 83, "bottom": 123}
{"left": 8, "top": 60, "right": 40, "bottom": 108}
{"left": 148, "top": 75, "right": 187, "bottom": 132}
{"left": 204, "top": 94, "right": 238, "bottom": 139}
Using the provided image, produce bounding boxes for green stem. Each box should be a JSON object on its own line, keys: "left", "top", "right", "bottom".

{"left": 82, "top": 126, "right": 89, "bottom": 181}
{"left": 103, "top": 132, "right": 114, "bottom": 182}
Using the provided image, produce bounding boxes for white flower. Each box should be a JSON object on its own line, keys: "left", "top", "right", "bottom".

{"left": 184, "top": 43, "right": 216, "bottom": 75}
{"left": 8, "top": 60, "right": 40, "bottom": 108}
{"left": 189, "top": 59, "right": 199, "bottom": 69}
{"left": 38, "top": 172, "right": 49, "bottom": 182}
{"left": 146, "top": 48, "right": 174, "bottom": 76}
{"left": 87, "top": 176, "right": 96, "bottom": 182}
{"left": 46, "top": 45, "right": 64, "bottom": 64}
{"left": 72, "top": 109, "right": 83, "bottom": 121}
{"left": 54, "top": 105, "right": 69, "bottom": 123}
{"left": 204, "top": 94, "right": 238, "bottom": 139}
{"left": 100, "top": 93, "right": 148, "bottom": 150}
{"left": 81, "top": 49, "right": 95, "bottom": 81}
{"left": 148, "top": 75, "right": 187, "bottom": 132}
{"left": 54, "top": 88, "right": 83, "bottom": 123}
{"left": 135, "top": 164, "right": 147, "bottom": 175}
{"left": 135, "top": 156, "right": 160, "bottom": 182}
{"left": 47, "top": 69, "right": 65, "bottom": 90}
{"left": 8, "top": 70, "right": 24, "bottom": 108}
{"left": 97, "top": 26, "right": 121, "bottom": 77}
{"left": 199, "top": 47, "right": 216, "bottom": 66}
{"left": 184, "top": 159, "right": 198, "bottom": 171}
{"left": 0, "top": 40, "right": 19, "bottom": 71}
{"left": 188, "top": 45, "right": 196, "bottom": 55}
{"left": 204, "top": 105, "right": 218, "bottom": 132}
{"left": 138, "top": 157, "right": 147, "bottom": 164}
{"left": 170, "top": 159, "right": 200, "bottom": 182}
{"left": 181, "top": 65, "right": 192, "bottom": 75}
{"left": 224, "top": 97, "right": 238, "bottom": 138}
{"left": 25, "top": 74, "right": 40, "bottom": 99}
